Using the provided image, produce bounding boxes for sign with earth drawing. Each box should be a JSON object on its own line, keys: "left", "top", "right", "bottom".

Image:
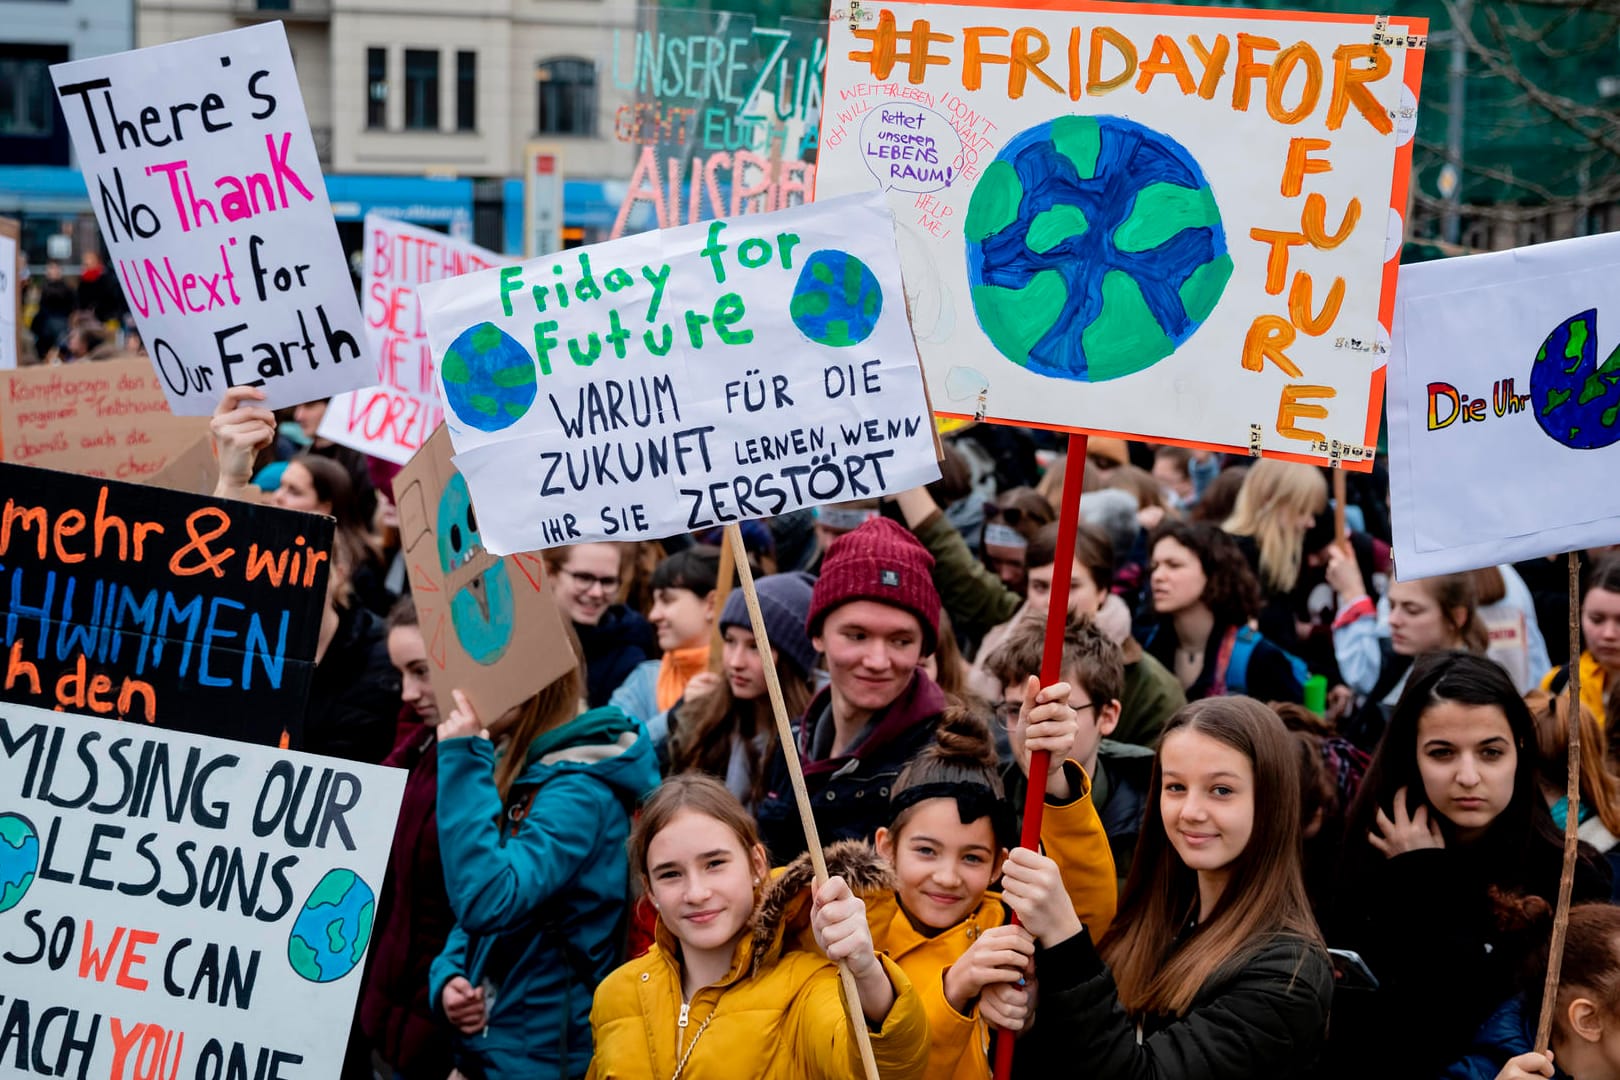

{"left": 0, "top": 698, "right": 405, "bottom": 1080}
{"left": 416, "top": 191, "right": 941, "bottom": 552}
{"left": 817, "top": 0, "right": 1428, "bottom": 470}
{"left": 1387, "top": 231, "right": 1620, "bottom": 578}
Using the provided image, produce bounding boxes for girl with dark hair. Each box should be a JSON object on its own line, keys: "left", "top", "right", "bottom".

{"left": 1541, "top": 554, "right": 1620, "bottom": 729}
{"left": 1328, "top": 653, "right": 1612, "bottom": 1078}
{"left": 610, "top": 545, "right": 721, "bottom": 748}
{"left": 1007, "top": 696, "right": 1332, "bottom": 1078}
{"left": 431, "top": 642, "right": 659, "bottom": 1080}
{"left": 588, "top": 775, "right": 930, "bottom": 1079}
{"left": 869, "top": 702, "right": 1116, "bottom": 1080}
{"left": 274, "top": 452, "right": 393, "bottom": 616}
{"left": 1141, "top": 520, "right": 1305, "bottom": 703}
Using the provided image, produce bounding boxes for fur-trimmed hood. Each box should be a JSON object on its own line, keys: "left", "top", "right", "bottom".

{"left": 749, "top": 840, "right": 894, "bottom": 975}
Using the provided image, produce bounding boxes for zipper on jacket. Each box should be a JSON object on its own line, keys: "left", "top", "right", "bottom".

{"left": 676, "top": 1000, "right": 691, "bottom": 1058}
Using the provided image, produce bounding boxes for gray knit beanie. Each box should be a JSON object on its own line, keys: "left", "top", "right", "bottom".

{"left": 719, "top": 571, "right": 819, "bottom": 679}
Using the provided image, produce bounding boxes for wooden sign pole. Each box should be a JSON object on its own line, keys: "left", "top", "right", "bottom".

{"left": 709, "top": 538, "right": 736, "bottom": 674}
{"left": 1535, "top": 551, "right": 1584, "bottom": 1052}
{"left": 723, "top": 523, "right": 880, "bottom": 1080}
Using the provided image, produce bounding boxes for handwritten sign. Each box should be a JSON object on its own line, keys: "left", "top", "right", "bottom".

{"left": 318, "top": 216, "right": 505, "bottom": 464}
{"left": 50, "top": 23, "right": 369, "bottom": 415}
{"left": 0, "top": 356, "right": 210, "bottom": 480}
{"left": 417, "top": 192, "right": 940, "bottom": 552}
{"left": 0, "top": 461, "right": 332, "bottom": 745}
{"left": 1388, "top": 231, "right": 1620, "bottom": 577}
{"left": 608, "top": 9, "right": 826, "bottom": 238}
{"left": 394, "top": 426, "right": 576, "bottom": 720}
{"left": 0, "top": 698, "right": 404, "bottom": 1080}
{"left": 817, "top": 0, "right": 1427, "bottom": 470}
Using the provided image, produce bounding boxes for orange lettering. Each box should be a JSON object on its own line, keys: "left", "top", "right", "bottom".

{"left": 1302, "top": 193, "right": 1361, "bottom": 248}
{"left": 1282, "top": 137, "right": 1333, "bottom": 198}
{"left": 1329, "top": 44, "right": 1395, "bottom": 134}
{"left": 117, "top": 678, "right": 157, "bottom": 724}
{"left": 87, "top": 674, "right": 115, "bottom": 714}
{"left": 1087, "top": 27, "right": 1137, "bottom": 95}
{"left": 1010, "top": 28, "right": 1064, "bottom": 97}
{"left": 5, "top": 639, "right": 40, "bottom": 695}
{"left": 52, "top": 508, "right": 87, "bottom": 565}
{"left": 1242, "top": 315, "right": 1302, "bottom": 378}
{"left": 1136, "top": 35, "right": 1196, "bottom": 95}
{"left": 1232, "top": 33, "right": 1279, "bottom": 112}
{"left": 1288, "top": 273, "right": 1346, "bottom": 336}
{"left": 1, "top": 501, "right": 47, "bottom": 560}
{"left": 1250, "top": 227, "right": 1308, "bottom": 295}
{"left": 93, "top": 486, "right": 128, "bottom": 560}
{"left": 1188, "top": 34, "right": 1231, "bottom": 100}
{"left": 1278, "top": 385, "right": 1338, "bottom": 442}
{"left": 963, "top": 27, "right": 1009, "bottom": 92}
{"left": 115, "top": 929, "right": 158, "bottom": 991}
{"left": 1266, "top": 42, "right": 1323, "bottom": 124}
{"left": 133, "top": 520, "right": 163, "bottom": 561}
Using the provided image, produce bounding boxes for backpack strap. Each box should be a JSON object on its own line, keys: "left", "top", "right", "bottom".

{"left": 1549, "top": 665, "right": 1571, "bottom": 697}
{"left": 1212, "top": 626, "right": 1255, "bottom": 697}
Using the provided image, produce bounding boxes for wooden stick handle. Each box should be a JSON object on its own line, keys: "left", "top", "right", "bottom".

{"left": 709, "top": 538, "right": 736, "bottom": 674}
{"left": 724, "top": 524, "right": 881, "bottom": 1080}
{"left": 1332, "top": 470, "right": 1349, "bottom": 555}
{"left": 992, "top": 433, "right": 1089, "bottom": 1080}
{"left": 1535, "top": 550, "right": 1583, "bottom": 1053}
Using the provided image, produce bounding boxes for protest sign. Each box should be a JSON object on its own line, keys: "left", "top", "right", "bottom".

{"left": 318, "top": 215, "right": 505, "bottom": 464}
{"left": 0, "top": 356, "right": 210, "bottom": 479}
{"left": 0, "top": 461, "right": 332, "bottom": 746}
{"left": 49, "top": 23, "right": 369, "bottom": 416}
{"left": 417, "top": 192, "right": 941, "bottom": 552}
{"left": 0, "top": 217, "right": 17, "bottom": 370}
{"left": 1388, "top": 231, "right": 1620, "bottom": 578}
{"left": 393, "top": 425, "right": 576, "bottom": 724}
{"left": 149, "top": 434, "right": 222, "bottom": 496}
{"left": 0, "top": 697, "right": 405, "bottom": 1080}
{"left": 608, "top": 9, "right": 826, "bottom": 238}
{"left": 817, "top": 1, "right": 1427, "bottom": 470}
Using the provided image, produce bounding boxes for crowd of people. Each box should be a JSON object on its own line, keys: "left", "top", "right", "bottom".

{"left": 203, "top": 395, "right": 1620, "bottom": 1080}
{"left": 16, "top": 253, "right": 142, "bottom": 366}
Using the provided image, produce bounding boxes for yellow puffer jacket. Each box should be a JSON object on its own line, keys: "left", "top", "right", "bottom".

{"left": 1542, "top": 651, "right": 1612, "bottom": 728}
{"left": 588, "top": 845, "right": 929, "bottom": 1080}
{"left": 867, "top": 760, "right": 1118, "bottom": 1080}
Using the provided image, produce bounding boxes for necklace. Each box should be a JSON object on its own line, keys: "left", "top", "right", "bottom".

{"left": 671, "top": 1009, "right": 715, "bottom": 1080}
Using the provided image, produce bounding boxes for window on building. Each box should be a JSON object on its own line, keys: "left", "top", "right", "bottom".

{"left": 536, "top": 58, "right": 596, "bottom": 136}
{"left": 366, "top": 48, "right": 388, "bottom": 130}
{"left": 0, "top": 56, "right": 56, "bottom": 138}
{"left": 404, "top": 49, "right": 440, "bottom": 131}
{"left": 456, "top": 51, "right": 476, "bottom": 132}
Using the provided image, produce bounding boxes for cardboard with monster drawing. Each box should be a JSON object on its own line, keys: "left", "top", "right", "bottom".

{"left": 394, "top": 425, "right": 576, "bottom": 723}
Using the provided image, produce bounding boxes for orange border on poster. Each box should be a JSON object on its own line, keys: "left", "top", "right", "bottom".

{"left": 817, "top": 0, "right": 1429, "bottom": 473}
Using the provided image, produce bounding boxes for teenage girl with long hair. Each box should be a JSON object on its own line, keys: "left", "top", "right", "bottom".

{"left": 1005, "top": 696, "right": 1332, "bottom": 1078}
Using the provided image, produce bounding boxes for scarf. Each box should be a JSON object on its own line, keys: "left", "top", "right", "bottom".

{"left": 656, "top": 644, "right": 710, "bottom": 711}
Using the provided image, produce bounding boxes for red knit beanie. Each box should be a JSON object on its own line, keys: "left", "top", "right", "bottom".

{"left": 807, "top": 517, "right": 940, "bottom": 655}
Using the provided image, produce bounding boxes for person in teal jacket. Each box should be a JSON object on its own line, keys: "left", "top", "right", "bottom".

{"left": 429, "top": 650, "right": 659, "bottom": 1080}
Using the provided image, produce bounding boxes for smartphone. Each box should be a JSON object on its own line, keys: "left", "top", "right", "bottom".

{"left": 1327, "top": 948, "right": 1379, "bottom": 991}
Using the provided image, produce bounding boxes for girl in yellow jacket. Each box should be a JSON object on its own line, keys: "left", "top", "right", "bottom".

{"left": 588, "top": 774, "right": 929, "bottom": 1080}
{"left": 869, "top": 685, "right": 1119, "bottom": 1080}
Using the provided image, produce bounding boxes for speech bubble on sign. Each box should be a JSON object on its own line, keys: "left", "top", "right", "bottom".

{"left": 860, "top": 103, "right": 963, "bottom": 194}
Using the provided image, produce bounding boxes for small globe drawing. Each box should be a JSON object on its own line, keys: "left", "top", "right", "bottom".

{"left": 287, "top": 868, "right": 376, "bottom": 983}
{"left": 436, "top": 472, "right": 515, "bottom": 665}
{"left": 0, "top": 813, "right": 40, "bottom": 914}
{"left": 1531, "top": 309, "right": 1620, "bottom": 450}
{"left": 790, "top": 250, "right": 884, "bottom": 347}
{"left": 965, "top": 114, "right": 1232, "bottom": 382}
{"left": 442, "top": 322, "right": 538, "bottom": 433}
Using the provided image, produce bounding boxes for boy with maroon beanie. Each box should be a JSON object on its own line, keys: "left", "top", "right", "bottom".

{"left": 756, "top": 517, "right": 947, "bottom": 863}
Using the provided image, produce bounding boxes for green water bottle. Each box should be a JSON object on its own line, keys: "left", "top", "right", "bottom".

{"left": 1304, "top": 674, "right": 1328, "bottom": 717}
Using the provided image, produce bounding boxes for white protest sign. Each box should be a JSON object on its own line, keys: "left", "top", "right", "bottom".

{"left": 816, "top": 0, "right": 1428, "bottom": 470}
{"left": 318, "top": 215, "right": 506, "bottom": 464}
{"left": 417, "top": 192, "right": 941, "bottom": 552}
{"left": 1388, "top": 231, "right": 1620, "bottom": 578}
{"left": 0, "top": 221, "right": 17, "bottom": 370}
{"left": 0, "top": 699, "right": 405, "bottom": 1080}
{"left": 50, "top": 23, "right": 369, "bottom": 415}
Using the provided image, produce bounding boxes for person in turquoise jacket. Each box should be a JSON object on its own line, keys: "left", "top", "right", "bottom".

{"left": 429, "top": 650, "right": 659, "bottom": 1080}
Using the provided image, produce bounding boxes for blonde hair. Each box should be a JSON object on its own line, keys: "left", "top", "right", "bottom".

{"left": 1223, "top": 461, "right": 1328, "bottom": 594}
{"left": 492, "top": 623, "right": 587, "bottom": 800}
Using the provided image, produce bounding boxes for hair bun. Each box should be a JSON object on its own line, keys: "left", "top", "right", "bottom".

{"left": 1489, "top": 886, "right": 1553, "bottom": 934}
{"left": 929, "top": 705, "right": 1000, "bottom": 768}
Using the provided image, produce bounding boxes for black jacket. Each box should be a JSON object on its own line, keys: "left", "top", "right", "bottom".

{"left": 1014, "top": 928, "right": 1332, "bottom": 1080}
{"left": 574, "top": 604, "right": 657, "bottom": 709}
{"left": 302, "top": 605, "right": 402, "bottom": 764}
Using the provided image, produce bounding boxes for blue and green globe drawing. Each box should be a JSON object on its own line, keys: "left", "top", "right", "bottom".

{"left": 1531, "top": 309, "right": 1620, "bottom": 450}
{"left": 965, "top": 115, "right": 1232, "bottom": 382}
{"left": 790, "top": 250, "right": 883, "bottom": 347}
{"left": 436, "top": 472, "right": 515, "bottom": 665}
{"left": 288, "top": 868, "right": 376, "bottom": 983}
{"left": 0, "top": 813, "right": 39, "bottom": 914}
{"left": 442, "top": 322, "right": 537, "bottom": 433}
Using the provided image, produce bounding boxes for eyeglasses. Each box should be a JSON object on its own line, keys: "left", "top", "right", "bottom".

{"left": 559, "top": 568, "right": 620, "bottom": 594}
{"left": 983, "top": 504, "right": 1030, "bottom": 528}
{"left": 991, "top": 699, "right": 1095, "bottom": 729}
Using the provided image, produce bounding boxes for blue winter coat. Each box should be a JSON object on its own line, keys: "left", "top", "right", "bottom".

{"left": 1442, "top": 995, "right": 1570, "bottom": 1080}
{"left": 429, "top": 707, "right": 659, "bottom": 1080}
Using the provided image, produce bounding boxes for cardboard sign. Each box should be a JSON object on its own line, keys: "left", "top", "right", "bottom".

{"left": 0, "top": 698, "right": 405, "bottom": 1080}
{"left": 0, "top": 461, "right": 333, "bottom": 746}
{"left": 318, "top": 215, "right": 506, "bottom": 464}
{"left": 149, "top": 433, "right": 222, "bottom": 496}
{"left": 0, "top": 356, "right": 210, "bottom": 479}
{"left": 417, "top": 192, "right": 942, "bottom": 551}
{"left": 608, "top": 9, "right": 826, "bottom": 238}
{"left": 816, "top": 1, "right": 1428, "bottom": 470}
{"left": 49, "top": 23, "right": 369, "bottom": 415}
{"left": 1388, "top": 231, "right": 1620, "bottom": 578}
{"left": 393, "top": 425, "right": 576, "bottom": 722}
{"left": 0, "top": 217, "right": 17, "bottom": 370}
